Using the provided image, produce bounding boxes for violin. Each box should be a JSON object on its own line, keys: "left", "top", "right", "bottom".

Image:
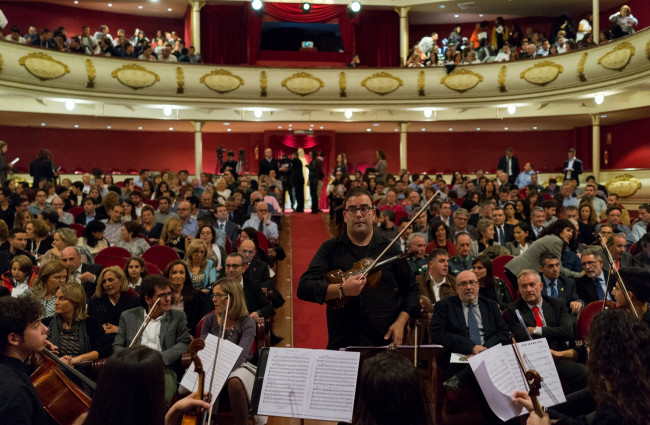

{"left": 326, "top": 190, "right": 441, "bottom": 310}
{"left": 597, "top": 234, "right": 639, "bottom": 318}
{"left": 326, "top": 252, "right": 416, "bottom": 309}
{"left": 182, "top": 339, "right": 208, "bottom": 425}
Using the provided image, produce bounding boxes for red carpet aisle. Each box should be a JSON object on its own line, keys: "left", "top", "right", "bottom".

{"left": 291, "top": 213, "right": 330, "bottom": 348}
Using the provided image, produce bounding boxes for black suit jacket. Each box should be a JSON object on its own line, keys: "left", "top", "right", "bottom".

{"left": 575, "top": 274, "right": 614, "bottom": 305}
{"left": 80, "top": 263, "right": 104, "bottom": 301}
{"left": 430, "top": 295, "right": 510, "bottom": 363}
{"left": 493, "top": 223, "right": 515, "bottom": 245}
{"left": 243, "top": 277, "right": 274, "bottom": 319}
{"left": 217, "top": 220, "right": 240, "bottom": 245}
{"left": 75, "top": 211, "right": 107, "bottom": 225}
{"left": 258, "top": 158, "right": 279, "bottom": 176}
{"left": 563, "top": 158, "right": 583, "bottom": 185}
{"left": 505, "top": 296, "right": 573, "bottom": 350}
{"left": 244, "top": 259, "right": 273, "bottom": 290}
{"left": 497, "top": 155, "right": 520, "bottom": 182}
{"left": 540, "top": 274, "right": 581, "bottom": 310}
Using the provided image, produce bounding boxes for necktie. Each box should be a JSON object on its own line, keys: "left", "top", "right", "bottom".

{"left": 549, "top": 281, "right": 558, "bottom": 298}
{"left": 467, "top": 304, "right": 481, "bottom": 345}
{"left": 220, "top": 223, "right": 225, "bottom": 231}
{"left": 498, "top": 226, "right": 505, "bottom": 246}
{"left": 595, "top": 278, "right": 605, "bottom": 300}
{"left": 228, "top": 212, "right": 233, "bottom": 221}
{"left": 258, "top": 219, "right": 265, "bottom": 233}
{"left": 532, "top": 306, "right": 543, "bottom": 327}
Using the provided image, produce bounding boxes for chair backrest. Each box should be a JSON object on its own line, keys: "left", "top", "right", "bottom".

{"left": 224, "top": 237, "right": 232, "bottom": 254}
{"left": 94, "top": 254, "right": 128, "bottom": 269}
{"left": 195, "top": 312, "right": 213, "bottom": 339}
{"left": 492, "top": 255, "right": 514, "bottom": 281}
{"left": 69, "top": 223, "right": 85, "bottom": 238}
{"left": 144, "top": 262, "right": 162, "bottom": 275}
{"left": 575, "top": 300, "right": 614, "bottom": 340}
{"left": 68, "top": 206, "right": 85, "bottom": 220}
{"left": 256, "top": 232, "right": 270, "bottom": 254}
{"left": 394, "top": 210, "right": 408, "bottom": 225}
{"left": 100, "top": 246, "right": 132, "bottom": 259}
{"left": 630, "top": 242, "right": 639, "bottom": 256}
{"left": 141, "top": 245, "right": 180, "bottom": 273}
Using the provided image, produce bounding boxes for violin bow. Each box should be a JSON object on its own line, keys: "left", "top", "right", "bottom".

{"left": 596, "top": 234, "right": 638, "bottom": 318}
{"left": 204, "top": 294, "right": 231, "bottom": 425}
{"left": 361, "top": 190, "right": 442, "bottom": 279}
{"left": 129, "top": 298, "right": 161, "bottom": 348}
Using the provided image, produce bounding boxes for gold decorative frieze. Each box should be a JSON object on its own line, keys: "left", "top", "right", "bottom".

{"left": 200, "top": 69, "right": 244, "bottom": 94}
{"left": 418, "top": 71, "right": 425, "bottom": 96}
{"left": 18, "top": 52, "right": 70, "bottom": 81}
{"left": 598, "top": 41, "right": 635, "bottom": 71}
{"left": 519, "top": 61, "right": 563, "bottom": 86}
{"left": 440, "top": 68, "right": 483, "bottom": 93}
{"left": 577, "top": 52, "right": 588, "bottom": 82}
{"left": 176, "top": 67, "right": 184, "bottom": 94}
{"left": 646, "top": 41, "right": 650, "bottom": 61}
{"left": 85, "top": 59, "right": 95, "bottom": 89}
{"left": 361, "top": 72, "right": 403, "bottom": 96}
{"left": 0, "top": 53, "right": 3, "bottom": 74}
{"left": 497, "top": 66, "right": 507, "bottom": 92}
{"left": 281, "top": 72, "right": 324, "bottom": 96}
{"left": 339, "top": 72, "right": 347, "bottom": 98}
{"left": 260, "top": 71, "right": 267, "bottom": 97}
{"left": 605, "top": 174, "right": 642, "bottom": 198}
{"left": 110, "top": 64, "right": 159, "bottom": 90}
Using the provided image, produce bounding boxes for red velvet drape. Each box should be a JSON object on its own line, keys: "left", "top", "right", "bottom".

{"left": 356, "top": 10, "right": 399, "bottom": 67}
{"left": 201, "top": 5, "right": 248, "bottom": 65}
{"left": 247, "top": 9, "right": 264, "bottom": 65}
{"left": 184, "top": 5, "right": 192, "bottom": 49}
{"left": 263, "top": 3, "right": 346, "bottom": 22}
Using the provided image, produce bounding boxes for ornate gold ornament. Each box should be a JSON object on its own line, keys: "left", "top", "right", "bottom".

{"left": 598, "top": 41, "right": 635, "bottom": 71}
{"left": 519, "top": 61, "right": 564, "bottom": 86}
{"left": 260, "top": 71, "right": 267, "bottom": 97}
{"left": 497, "top": 65, "right": 507, "bottom": 92}
{"left": 85, "top": 59, "right": 96, "bottom": 89}
{"left": 361, "top": 72, "right": 403, "bottom": 96}
{"left": 440, "top": 68, "right": 484, "bottom": 93}
{"left": 339, "top": 72, "right": 347, "bottom": 98}
{"left": 176, "top": 67, "right": 184, "bottom": 94}
{"left": 605, "top": 174, "right": 642, "bottom": 198}
{"left": 577, "top": 52, "right": 588, "bottom": 82}
{"left": 18, "top": 52, "right": 70, "bottom": 81}
{"left": 110, "top": 64, "right": 160, "bottom": 90}
{"left": 281, "top": 72, "right": 324, "bottom": 96}
{"left": 200, "top": 69, "right": 244, "bottom": 94}
{"left": 418, "top": 71, "right": 425, "bottom": 96}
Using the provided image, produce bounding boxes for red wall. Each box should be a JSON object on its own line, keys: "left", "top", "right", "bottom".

{"left": 601, "top": 116, "right": 650, "bottom": 169}
{"left": 0, "top": 1, "right": 185, "bottom": 40}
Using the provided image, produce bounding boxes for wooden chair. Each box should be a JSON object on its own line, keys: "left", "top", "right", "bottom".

{"left": 142, "top": 245, "right": 180, "bottom": 273}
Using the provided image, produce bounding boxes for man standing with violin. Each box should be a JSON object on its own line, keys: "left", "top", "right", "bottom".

{"left": 298, "top": 188, "right": 419, "bottom": 350}
{"left": 0, "top": 296, "right": 49, "bottom": 425}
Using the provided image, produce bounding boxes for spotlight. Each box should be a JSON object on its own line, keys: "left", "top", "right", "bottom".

{"left": 302, "top": 2, "right": 311, "bottom": 14}
{"left": 344, "top": 110, "right": 353, "bottom": 119}
{"left": 350, "top": 1, "right": 361, "bottom": 13}
{"left": 251, "top": 0, "right": 263, "bottom": 11}
{"left": 65, "top": 100, "right": 75, "bottom": 111}
{"left": 163, "top": 106, "right": 172, "bottom": 116}
{"left": 507, "top": 105, "right": 516, "bottom": 115}
{"left": 594, "top": 94, "right": 604, "bottom": 105}
{"left": 254, "top": 108, "right": 263, "bottom": 118}
{"left": 423, "top": 109, "right": 433, "bottom": 118}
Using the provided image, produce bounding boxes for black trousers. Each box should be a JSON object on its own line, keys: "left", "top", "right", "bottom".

{"left": 293, "top": 182, "right": 305, "bottom": 212}
{"left": 309, "top": 179, "right": 319, "bottom": 211}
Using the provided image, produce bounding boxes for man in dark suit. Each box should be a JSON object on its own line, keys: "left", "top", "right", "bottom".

{"left": 306, "top": 151, "right": 324, "bottom": 214}
{"left": 258, "top": 148, "right": 278, "bottom": 177}
{"left": 224, "top": 252, "right": 273, "bottom": 319}
{"left": 113, "top": 275, "right": 191, "bottom": 406}
{"left": 539, "top": 253, "right": 583, "bottom": 315}
{"left": 496, "top": 147, "right": 520, "bottom": 185}
{"left": 225, "top": 196, "right": 248, "bottom": 227}
{"left": 61, "top": 246, "right": 103, "bottom": 300}
{"left": 576, "top": 247, "right": 614, "bottom": 304}
{"left": 563, "top": 148, "right": 583, "bottom": 186}
{"left": 491, "top": 206, "right": 514, "bottom": 246}
{"left": 417, "top": 249, "right": 457, "bottom": 311}
{"left": 506, "top": 269, "right": 587, "bottom": 392}
{"left": 215, "top": 204, "right": 240, "bottom": 245}
{"left": 290, "top": 151, "right": 305, "bottom": 213}
{"left": 220, "top": 151, "right": 238, "bottom": 178}
{"left": 603, "top": 234, "right": 635, "bottom": 274}
{"left": 75, "top": 197, "right": 105, "bottom": 225}
{"left": 468, "top": 201, "right": 494, "bottom": 229}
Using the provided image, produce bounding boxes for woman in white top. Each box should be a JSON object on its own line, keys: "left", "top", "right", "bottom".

{"left": 506, "top": 222, "right": 532, "bottom": 256}
{"left": 609, "top": 5, "right": 638, "bottom": 37}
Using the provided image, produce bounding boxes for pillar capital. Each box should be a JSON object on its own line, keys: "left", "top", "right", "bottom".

{"left": 188, "top": 0, "right": 207, "bottom": 10}
{"left": 393, "top": 6, "right": 411, "bottom": 17}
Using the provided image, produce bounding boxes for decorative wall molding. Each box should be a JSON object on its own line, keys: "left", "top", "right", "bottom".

{"left": 110, "top": 64, "right": 159, "bottom": 90}
{"left": 199, "top": 69, "right": 244, "bottom": 94}
{"left": 598, "top": 42, "right": 635, "bottom": 72}
{"left": 18, "top": 52, "right": 70, "bottom": 81}
{"left": 361, "top": 72, "right": 403, "bottom": 95}
{"left": 281, "top": 72, "right": 324, "bottom": 96}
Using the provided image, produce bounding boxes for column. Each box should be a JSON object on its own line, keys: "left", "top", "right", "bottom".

{"left": 188, "top": 0, "right": 206, "bottom": 53}
{"left": 399, "top": 122, "right": 410, "bottom": 171}
{"left": 394, "top": 7, "right": 411, "bottom": 66}
{"left": 593, "top": 0, "right": 599, "bottom": 45}
{"left": 591, "top": 114, "right": 600, "bottom": 181}
{"left": 192, "top": 121, "right": 204, "bottom": 179}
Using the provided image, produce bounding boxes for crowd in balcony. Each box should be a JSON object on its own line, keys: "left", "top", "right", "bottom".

{"left": 405, "top": 5, "right": 639, "bottom": 67}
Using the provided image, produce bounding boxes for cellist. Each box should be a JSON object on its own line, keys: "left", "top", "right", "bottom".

{"left": 298, "top": 188, "right": 420, "bottom": 350}
{"left": 0, "top": 296, "right": 51, "bottom": 424}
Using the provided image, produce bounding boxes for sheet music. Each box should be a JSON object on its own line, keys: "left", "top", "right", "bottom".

{"left": 469, "top": 339, "right": 565, "bottom": 421}
{"left": 179, "top": 334, "right": 243, "bottom": 406}
{"left": 256, "top": 348, "right": 360, "bottom": 422}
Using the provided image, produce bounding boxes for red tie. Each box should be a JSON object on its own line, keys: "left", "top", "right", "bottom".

{"left": 532, "top": 306, "right": 543, "bottom": 327}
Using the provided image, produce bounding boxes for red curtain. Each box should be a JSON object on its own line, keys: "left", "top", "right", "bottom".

{"left": 247, "top": 9, "right": 264, "bottom": 65}
{"left": 263, "top": 3, "right": 346, "bottom": 22}
{"left": 201, "top": 5, "right": 248, "bottom": 65}
{"left": 356, "top": 10, "right": 399, "bottom": 67}
{"left": 184, "top": 5, "right": 192, "bottom": 49}
{"left": 339, "top": 13, "right": 356, "bottom": 62}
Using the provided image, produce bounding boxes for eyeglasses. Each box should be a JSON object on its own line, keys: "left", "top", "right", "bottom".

{"left": 153, "top": 291, "right": 173, "bottom": 299}
{"left": 212, "top": 293, "right": 229, "bottom": 300}
{"left": 345, "top": 205, "right": 373, "bottom": 216}
{"left": 581, "top": 260, "right": 599, "bottom": 267}
{"left": 225, "top": 264, "right": 242, "bottom": 269}
{"left": 457, "top": 280, "right": 478, "bottom": 287}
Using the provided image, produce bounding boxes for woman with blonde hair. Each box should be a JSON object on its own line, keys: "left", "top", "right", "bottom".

{"left": 185, "top": 239, "right": 218, "bottom": 292}
{"left": 41, "top": 227, "right": 88, "bottom": 264}
{"left": 88, "top": 266, "right": 139, "bottom": 343}
{"left": 160, "top": 217, "right": 186, "bottom": 254}
{"left": 97, "top": 191, "right": 120, "bottom": 220}
{"left": 31, "top": 260, "right": 68, "bottom": 318}
{"left": 44, "top": 281, "right": 111, "bottom": 366}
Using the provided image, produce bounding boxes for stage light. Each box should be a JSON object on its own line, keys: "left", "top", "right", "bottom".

{"left": 65, "top": 100, "right": 75, "bottom": 111}
{"left": 350, "top": 1, "right": 361, "bottom": 13}
{"left": 344, "top": 110, "right": 353, "bottom": 119}
{"left": 507, "top": 105, "right": 516, "bottom": 115}
{"left": 163, "top": 106, "right": 172, "bottom": 116}
{"left": 594, "top": 94, "right": 604, "bottom": 105}
{"left": 251, "top": 0, "right": 263, "bottom": 11}
{"left": 423, "top": 109, "right": 433, "bottom": 118}
{"left": 302, "top": 2, "right": 311, "bottom": 14}
{"left": 254, "top": 108, "right": 263, "bottom": 118}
